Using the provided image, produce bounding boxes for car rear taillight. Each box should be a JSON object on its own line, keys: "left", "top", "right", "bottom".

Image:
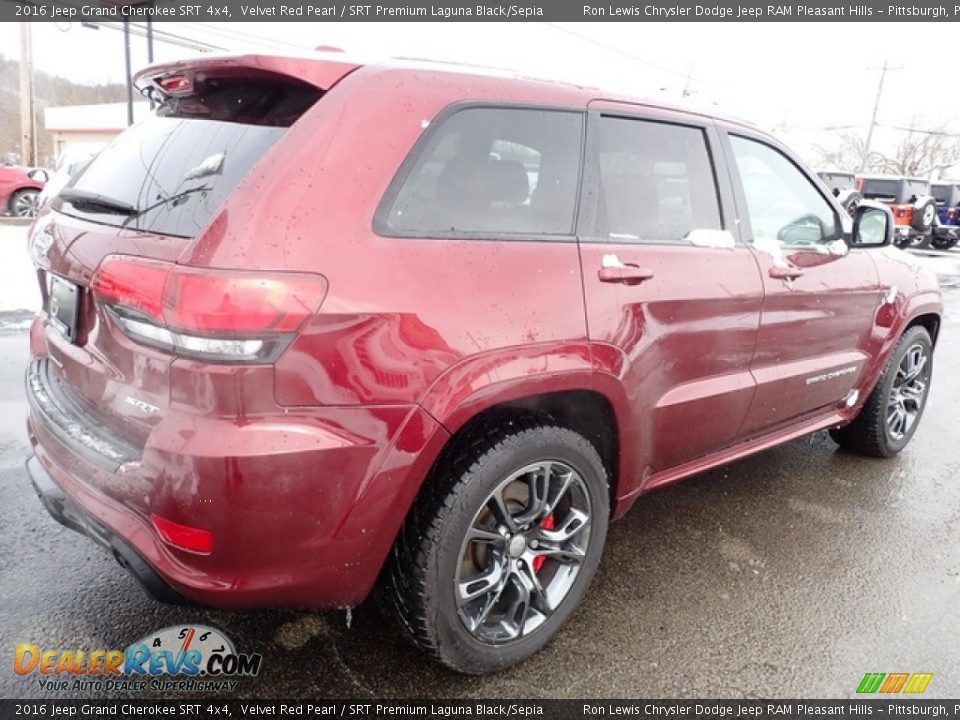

{"left": 91, "top": 255, "right": 327, "bottom": 363}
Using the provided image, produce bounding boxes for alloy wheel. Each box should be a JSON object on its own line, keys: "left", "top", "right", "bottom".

{"left": 454, "top": 461, "right": 592, "bottom": 644}
{"left": 886, "top": 342, "right": 930, "bottom": 440}
{"left": 13, "top": 190, "right": 40, "bottom": 218}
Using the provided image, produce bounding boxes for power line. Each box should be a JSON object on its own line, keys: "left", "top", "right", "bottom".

{"left": 84, "top": 21, "right": 226, "bottom": 52}
{"left": 541, "top": 23, "right": 690, "bottom": 80}
{"left": 182, "top": 22, "right": 313, "bottom": 52}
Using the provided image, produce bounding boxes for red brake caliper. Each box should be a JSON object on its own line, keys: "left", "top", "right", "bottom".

{"left": 533, "top": 515, "right": 554, "bottom": 573}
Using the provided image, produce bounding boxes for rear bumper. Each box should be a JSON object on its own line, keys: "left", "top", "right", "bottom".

{"left": 25, "top": 347, "right": 448, "bottom": 609}
{"left": 26, "top": 454, "right": 190, "bottom": 605}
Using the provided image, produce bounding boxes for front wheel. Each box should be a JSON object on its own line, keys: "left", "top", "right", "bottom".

{"left": 830, "top": 326, "right": 933, "bottom": 457}
{"left": 386, "top": 419, "right": 609, "bottom": 674}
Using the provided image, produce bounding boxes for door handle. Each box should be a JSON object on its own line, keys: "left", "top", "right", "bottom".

{"left": 768, "top": 266, "right": 804, "bottom": 281}
{"left": 598, "top": 266, "right": 655, "bottom": 284}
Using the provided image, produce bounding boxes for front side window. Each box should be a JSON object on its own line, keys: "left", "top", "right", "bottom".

{"left": 730, "top": 135, "right": 840, "bottom": 247}
{"left": 378, "top": 107, "right": 584, "bottom": 237}
{"left": 590, "top": 116, "right": 723, "bottom": 244}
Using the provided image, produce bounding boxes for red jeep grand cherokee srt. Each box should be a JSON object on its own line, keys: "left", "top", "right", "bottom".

{"left": 26, "top": 53, "right": 941, "bottom": 674}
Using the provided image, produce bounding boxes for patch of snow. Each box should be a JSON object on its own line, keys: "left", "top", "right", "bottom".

{"left": 0, "top": 225, "right": 41, "bottom": 315}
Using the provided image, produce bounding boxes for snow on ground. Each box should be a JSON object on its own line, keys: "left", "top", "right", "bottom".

{"left": 909, "top": 249, "right": 960, "bottom": 289}
{"left": 0, "top": 224, "right": 41, "bottom": 330}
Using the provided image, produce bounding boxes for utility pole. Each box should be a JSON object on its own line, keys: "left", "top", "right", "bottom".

{"left": 123, "top": 19, "right": 134, "bottom": 126}
{"left": 18, "top": 22, "right": 35, "bottom": 166}
{"left": 860, "top": 60, "right": 901, "bottom": 172}
{"left": 681, "top": 63, "right": 694, "bottom": 98}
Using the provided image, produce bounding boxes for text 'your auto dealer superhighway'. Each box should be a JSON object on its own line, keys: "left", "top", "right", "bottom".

{"left": 581, "top": 4, "right": 953, "bottom": 17}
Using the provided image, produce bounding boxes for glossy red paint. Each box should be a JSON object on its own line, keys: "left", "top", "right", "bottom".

{"left": 0, "top": 164, "right": 44, "bottom": 215}
{"left": 26, "top": 54, "right": 942, "bottom": 608}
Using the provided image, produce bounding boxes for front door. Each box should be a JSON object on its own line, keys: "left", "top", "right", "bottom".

{"left": 722, "top": 130, "right": 881, "bottom": 436}
{"left": 578, "top": 105, "right": 765, "bottom": 480}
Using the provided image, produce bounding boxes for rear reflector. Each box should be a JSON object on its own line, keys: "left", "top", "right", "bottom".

{"left": 91, "top": 255, "right": 327, "bottom": 363}
{"left": 150, "top": 514, "right": 214, "bottom": 555}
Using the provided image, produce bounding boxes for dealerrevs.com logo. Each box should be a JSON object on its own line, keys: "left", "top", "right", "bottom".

{"left": 14, "top": 625, "right": 262, "bottom": 693}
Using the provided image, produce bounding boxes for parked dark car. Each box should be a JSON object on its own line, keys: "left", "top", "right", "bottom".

{"left": 25, "top": 54, "right": 942, "bottom": 674}
{"left": 816, "top": 170, "right": 862, "bottom": 216}
{"left": 858, "top": 175, "right": 937, "bottom": 248}
{"left": 0, "top": 163, "right": 46, "bottom": 218}
{"left": 930, "top": 181, "right": 960, "bottom": 250}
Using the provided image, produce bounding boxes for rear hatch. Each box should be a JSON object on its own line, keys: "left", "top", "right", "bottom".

{"left": 30, "top": 55, "right": 355, "bottom": 452}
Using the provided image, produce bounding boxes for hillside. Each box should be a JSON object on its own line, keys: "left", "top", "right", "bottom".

{"left": 0, "top": 53, "right": 127, "bottom": 166}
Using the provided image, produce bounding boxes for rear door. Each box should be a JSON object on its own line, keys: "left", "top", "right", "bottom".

{"left": 721, "top": 129, "right": 880, "bottom": 435}
{"left": 578, "top": 103, "right": 764, "bottom": 476}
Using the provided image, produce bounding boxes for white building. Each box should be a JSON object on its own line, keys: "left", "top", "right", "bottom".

{"left": 44, "top": 101, "right": 151, "bottom": 160}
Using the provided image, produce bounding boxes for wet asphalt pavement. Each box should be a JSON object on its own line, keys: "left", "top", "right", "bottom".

{"left": 1, "top": 289, "right": 958, "bottom": 701}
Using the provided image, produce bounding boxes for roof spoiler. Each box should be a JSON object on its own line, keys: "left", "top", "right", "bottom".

{"left": 133, "top": 53, "right": 361, "bottom": 97}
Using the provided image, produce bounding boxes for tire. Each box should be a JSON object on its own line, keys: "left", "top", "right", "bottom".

{"left": 841, "top": 191, "right": 862, "bottom": 217}
{"left": 931, "top": 231, "right": 959, "bottom": 251}
{"left": 893, "top": 232, "right": 912, "bottom": 249}
{"left": 830, "top": 326, "right": 933, "bottom": 457}
{"left": 385, "top": 415, "right": 609, "bottom": 674}
{"left": 911, "top": 199, "right": 936, "bottom": 232}
{"left": 10, "top": 188, "right": 40, "bottom": 218}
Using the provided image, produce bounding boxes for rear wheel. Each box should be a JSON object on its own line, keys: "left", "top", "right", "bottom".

{"left": 386, "top": 418, "right": 609, "bottom": 674}
{"left": 830, "top": 326, "right": 933, "bottom": 457}
{"left": 11, "top": 188, "right": 40, "bottom": 218}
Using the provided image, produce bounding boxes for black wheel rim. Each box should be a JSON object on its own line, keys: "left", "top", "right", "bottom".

{"left": 454, "top": 461, "right": 591, "bottom": 644}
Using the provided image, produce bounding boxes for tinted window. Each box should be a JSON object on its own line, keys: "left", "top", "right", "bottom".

{"left": 591, "top": 116, "right": 722, "bottom": 243}
{"left": 730, "top": 135, "right": 840, "bottom": 247}
{"left": 819, "top": 173, "right": 854, "bottom": 192}
{"left": 379, "top": 108, "right": 583, "bottom": 236}
{"left": 861, "top": 179, "right": 899, "bottom": 201}
{"left": 54, "top": 74, "right": 321, "bottom": 238}
{"left": 932, "top": 184, "right": 960, "bottom": 206}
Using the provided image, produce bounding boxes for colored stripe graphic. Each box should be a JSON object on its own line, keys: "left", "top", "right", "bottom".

{"left": 857, "top": 672, "right": 933, "bottom": 694}
{"left": 880, "top": 673, "right": 909, "bottom": 693}
{"left": 903, "top": 674, "right": 933, "bottom": 694}
{"left": 857, "top": 673, "right": 885, "bottom": 693}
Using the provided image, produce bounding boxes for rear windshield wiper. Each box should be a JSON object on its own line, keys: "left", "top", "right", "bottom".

{"left": 58, "top": 189, "right": 139, "bottom": 216}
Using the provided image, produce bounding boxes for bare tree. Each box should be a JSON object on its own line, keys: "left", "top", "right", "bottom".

{"left": 815, "top": 125, "right": 960, "bottom": 179}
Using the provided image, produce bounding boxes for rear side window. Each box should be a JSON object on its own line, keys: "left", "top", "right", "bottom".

{"left": 590, "top": 116, "right": 722, "bottom": 243}
{"left": 54, "top": 73, "right": 322, "bottom": 239}
{"left": 377, "top": 107, "right": 584, "bottom": 237}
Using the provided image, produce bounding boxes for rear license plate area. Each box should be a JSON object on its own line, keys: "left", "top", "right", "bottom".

{"left": 48, "top": 274, "right": 81, "bottom": 343}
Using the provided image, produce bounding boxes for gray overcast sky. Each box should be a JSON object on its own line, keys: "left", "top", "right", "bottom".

{"left": 1, "top": 21, "right": 954, "bottom": 162}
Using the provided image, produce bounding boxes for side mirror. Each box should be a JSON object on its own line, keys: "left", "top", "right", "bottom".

{"left": 27, "top": 168, "right": 49, "bottom": 183}
{"left": 852, "top": 200, "right": 893, "bottom": 247}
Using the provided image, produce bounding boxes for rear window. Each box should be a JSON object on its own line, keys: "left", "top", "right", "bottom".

{"left": 932, "top": 184, "right": 960, "bottom": 205}
{"left": 861, "top": 179, "right": 900, "bottom": 201}
{"left": 53, "top": 74, "right": 321, "bottom": 239}
{"left": 818, "top": 173, "right": 854, "bottom": 192}
{"left": 904, "top": 180, "right": 930, "bottom": 200}
{"left": 376, "top": 107, "right": 584, "bottom": 237}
